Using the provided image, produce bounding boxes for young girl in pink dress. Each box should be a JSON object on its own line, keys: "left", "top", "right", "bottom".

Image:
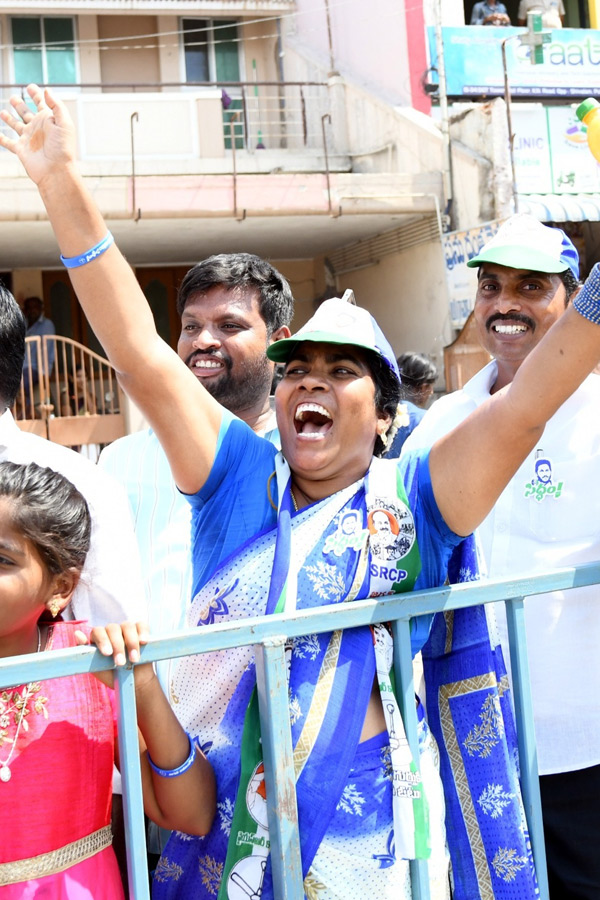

{"left": 0, "top": 460, "right": 216, "bottom": 897}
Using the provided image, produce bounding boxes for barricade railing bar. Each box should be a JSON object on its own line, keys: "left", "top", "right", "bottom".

{"left": 4, "top": 562, "right": 599, "bottom": 899}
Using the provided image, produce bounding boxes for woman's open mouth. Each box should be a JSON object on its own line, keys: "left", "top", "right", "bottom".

{"left": 294, "top": 402, "right": 333, "bottom": 440}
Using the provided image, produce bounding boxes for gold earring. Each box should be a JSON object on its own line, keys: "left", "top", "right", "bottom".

{"left": 48, "top": 599, "right": 61, "bottom": 618}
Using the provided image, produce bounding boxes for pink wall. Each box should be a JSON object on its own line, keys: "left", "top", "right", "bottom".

{"left": 405, "top": 0, "right": 431, "bottom": 114}
{"left": 287, "top": 0, "right": 430, "bottom": 110}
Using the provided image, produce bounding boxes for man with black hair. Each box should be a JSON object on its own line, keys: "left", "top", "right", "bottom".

{"left": 403, "top": 215, "right": 600, "bottom": 899}
{"left": 470, "top": 0, "right": 511, "bottom": 25}
{"left": 99, "top": 253, "right": 293, "bottom": 692}
{"left": 20, "top": 295, "right": 56, "bottom": 417}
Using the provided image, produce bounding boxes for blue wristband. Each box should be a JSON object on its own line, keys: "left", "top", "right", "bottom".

{"left": 60, "top": 232, "right": 114, "bottom": 269}
{"left": 573, "top": 262, "right": 600, "bottom": 325}
{"left": 147, "top": 732, "right": 196, "bottom": 778}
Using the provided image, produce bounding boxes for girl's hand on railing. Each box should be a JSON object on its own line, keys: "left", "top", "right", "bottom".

{"left": 75, "top": 621, "right": 155, "bottom": 689}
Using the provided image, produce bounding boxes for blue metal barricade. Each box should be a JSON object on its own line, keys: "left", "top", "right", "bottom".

{"left": 2, "top": 561, "right": 600, "bottom": 899}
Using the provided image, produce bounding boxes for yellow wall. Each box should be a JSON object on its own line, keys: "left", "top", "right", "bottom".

{"left": 335, "top": 243, "right": 453, "bottom": 376}
{"left": 98, "top": 15, "right": 160, "bottom": 89}
{"left": 13, "top": 271, "right": 44, "bottom": 306}
{"left": 589, "top": 0, "right": 600, "bottom": 27}
{"left": 270, "top": 247, "right": 453, "bottom": 382}
{"left": 78, "top": 15, "right": 102, "bottom": 87}
{"left": 157, "top": 15, "right": 180, "bottom": 86}
{"left": 240, "top": 20, "right": 279, "bottom": 83}
{"left": 271, "top": 258, "right": 319, "bottom": 329}
{"left": 76, "top": 14, "right": 280, "bottom": 90}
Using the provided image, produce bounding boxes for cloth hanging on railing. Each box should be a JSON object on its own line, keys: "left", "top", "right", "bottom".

{"left": 422, "top": 539, "right": 539, "bottom": 900}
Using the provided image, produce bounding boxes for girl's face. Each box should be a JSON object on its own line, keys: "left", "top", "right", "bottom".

{"left": 0, "top": 498, "right": 69, "bottom": 656}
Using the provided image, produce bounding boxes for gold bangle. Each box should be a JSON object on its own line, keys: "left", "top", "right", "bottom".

{"left": 266, "top": 470, "right": 277, "bottom": 511}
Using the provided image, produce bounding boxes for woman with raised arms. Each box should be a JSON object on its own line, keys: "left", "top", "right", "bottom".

{"left": 3, "top": 86, "right": 600, "bottom": 899}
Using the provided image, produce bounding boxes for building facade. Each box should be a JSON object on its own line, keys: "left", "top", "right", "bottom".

{"left": 0, "top": 0, "right": 460, "bottom": 408}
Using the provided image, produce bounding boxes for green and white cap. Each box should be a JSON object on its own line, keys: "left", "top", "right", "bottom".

{"left": 466, "top": 214, "right": 579, "bottom": 279}
{"left": 267, "top": 292, "right": 400, "bottom": 379}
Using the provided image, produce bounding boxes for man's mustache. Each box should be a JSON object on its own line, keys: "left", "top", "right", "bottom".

{"left": 485, "top": 312, "right": 535, "bottom": 331}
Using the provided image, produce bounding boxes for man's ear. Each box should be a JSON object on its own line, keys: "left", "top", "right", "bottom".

{"left": 269, "top": 325, "right": 292, "bottom": 343}
{"left": 45, "top": 568, "right": 81, "bottom": 617}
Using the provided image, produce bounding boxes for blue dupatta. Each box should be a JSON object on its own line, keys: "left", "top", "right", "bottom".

{"left": 153, "top": 457, "right": 429, "bottom": 899}
{"left": 422, "top": 542, "right": 539, "bottom": 899}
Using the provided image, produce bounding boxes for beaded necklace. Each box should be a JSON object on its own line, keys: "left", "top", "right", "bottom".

{"left": 0, "top": 626, "right": 42, "bottom": 784}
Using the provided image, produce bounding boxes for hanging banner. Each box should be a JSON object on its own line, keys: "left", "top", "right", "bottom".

{"left": 442, "top": 221, "right": 503, "bottom": 329}
{"left": 429, "top": 27, "right": 600, "bottom": 98}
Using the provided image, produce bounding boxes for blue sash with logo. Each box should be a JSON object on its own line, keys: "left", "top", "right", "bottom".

{"left": 153, "top": 456, "right": 431, "bottom": 899}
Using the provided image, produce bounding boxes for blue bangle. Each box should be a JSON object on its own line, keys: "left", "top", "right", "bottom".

{"left": 573, "top": 262, "right": 600, "bottom": 326}
{"left": 60, "top": 232, "right": 114, "bottom": 269}
{"left": 147, "top": 732, "right": 196, "bottom": 778}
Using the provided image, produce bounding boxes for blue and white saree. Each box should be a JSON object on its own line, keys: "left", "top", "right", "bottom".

{"left": 153, "top": 456, "right": 454, "bottom": 899}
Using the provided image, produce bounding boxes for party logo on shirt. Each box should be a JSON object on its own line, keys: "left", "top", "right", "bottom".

{"left": 367, "top": 499, "right": 416, "bottom": 562}
{"left": 524, "top": 454, "right": 563, "bottom": 502}
{"left": 323, "top": 509, "right": 368, "bottom": 557}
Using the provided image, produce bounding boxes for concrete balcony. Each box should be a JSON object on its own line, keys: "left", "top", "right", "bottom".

{"left": 0, "top": 80, "right": 445, "bottom": 268}
{"left": 0, "top": 0, "right": 295, "bottom": 13}
{"left": 0, "top": 84, "right": 349, "bottom": 175}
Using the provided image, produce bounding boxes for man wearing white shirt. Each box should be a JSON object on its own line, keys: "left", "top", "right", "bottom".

{"left": 99, "top": 253, "right": 293, "bottom": 695}
{"left": 403, "top": 215, "right": 599, "bottom": 898}
{"left": 1, "top": 285, "right": 145, "bottom": 627}
{"left": 1, "top": 281, "right": 146, "bottom": 888}
{"left": 21, "top": 295, "right": 56, "bottom": 417}
{"left": 518, "top": 0, "right": 565, "bottom": 27}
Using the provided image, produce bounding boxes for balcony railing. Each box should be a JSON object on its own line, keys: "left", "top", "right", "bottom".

{"left": 2, "top": 563, "right": 594, "bottom": 898}
{"left": 15, "top": 335, "right": 126, "bottom": 449}
{"left": 0, "top": 81, "right": 334, "bottom": 165}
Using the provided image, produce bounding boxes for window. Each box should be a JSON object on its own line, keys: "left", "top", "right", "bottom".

{"left": 182, "top": 19, "right": 241, "bottom": 83}
{"left": 12, "top": 17, "right": 76, "bottom": 85}
{"left": 182, "top": 19, "right": 243, "bottom": 149}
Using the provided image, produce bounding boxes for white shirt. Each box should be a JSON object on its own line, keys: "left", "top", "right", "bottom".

{"left": 0, "top": 410, "right": 146, "bottom": 626}
{"left": 99, "top": 413, "right": 280, "bottom": 694}
{"left": 403, "top": 363, "right": 600, "bottom": 775}
{"left": 100, "top": 428, "right": 193, "bottom": 647}
{"left": 518, "top": 0, "right": 565, "bottom": 27}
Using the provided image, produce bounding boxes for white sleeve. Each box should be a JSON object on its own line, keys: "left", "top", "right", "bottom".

{"left": 66, "top": 465, "right": 147, "bottom": 626}
{"left": 400, "top": 392, "right": 478, "bottom": 456}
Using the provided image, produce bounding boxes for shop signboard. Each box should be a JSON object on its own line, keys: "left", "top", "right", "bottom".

{"left": 429, "top": 27, "right": 600, "bottom": 98}
{"left": 443, "top": 221, "right": 503, "bottom": 329}
{"left": 512, "top": 106, "right": 600, "bottom": 193}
